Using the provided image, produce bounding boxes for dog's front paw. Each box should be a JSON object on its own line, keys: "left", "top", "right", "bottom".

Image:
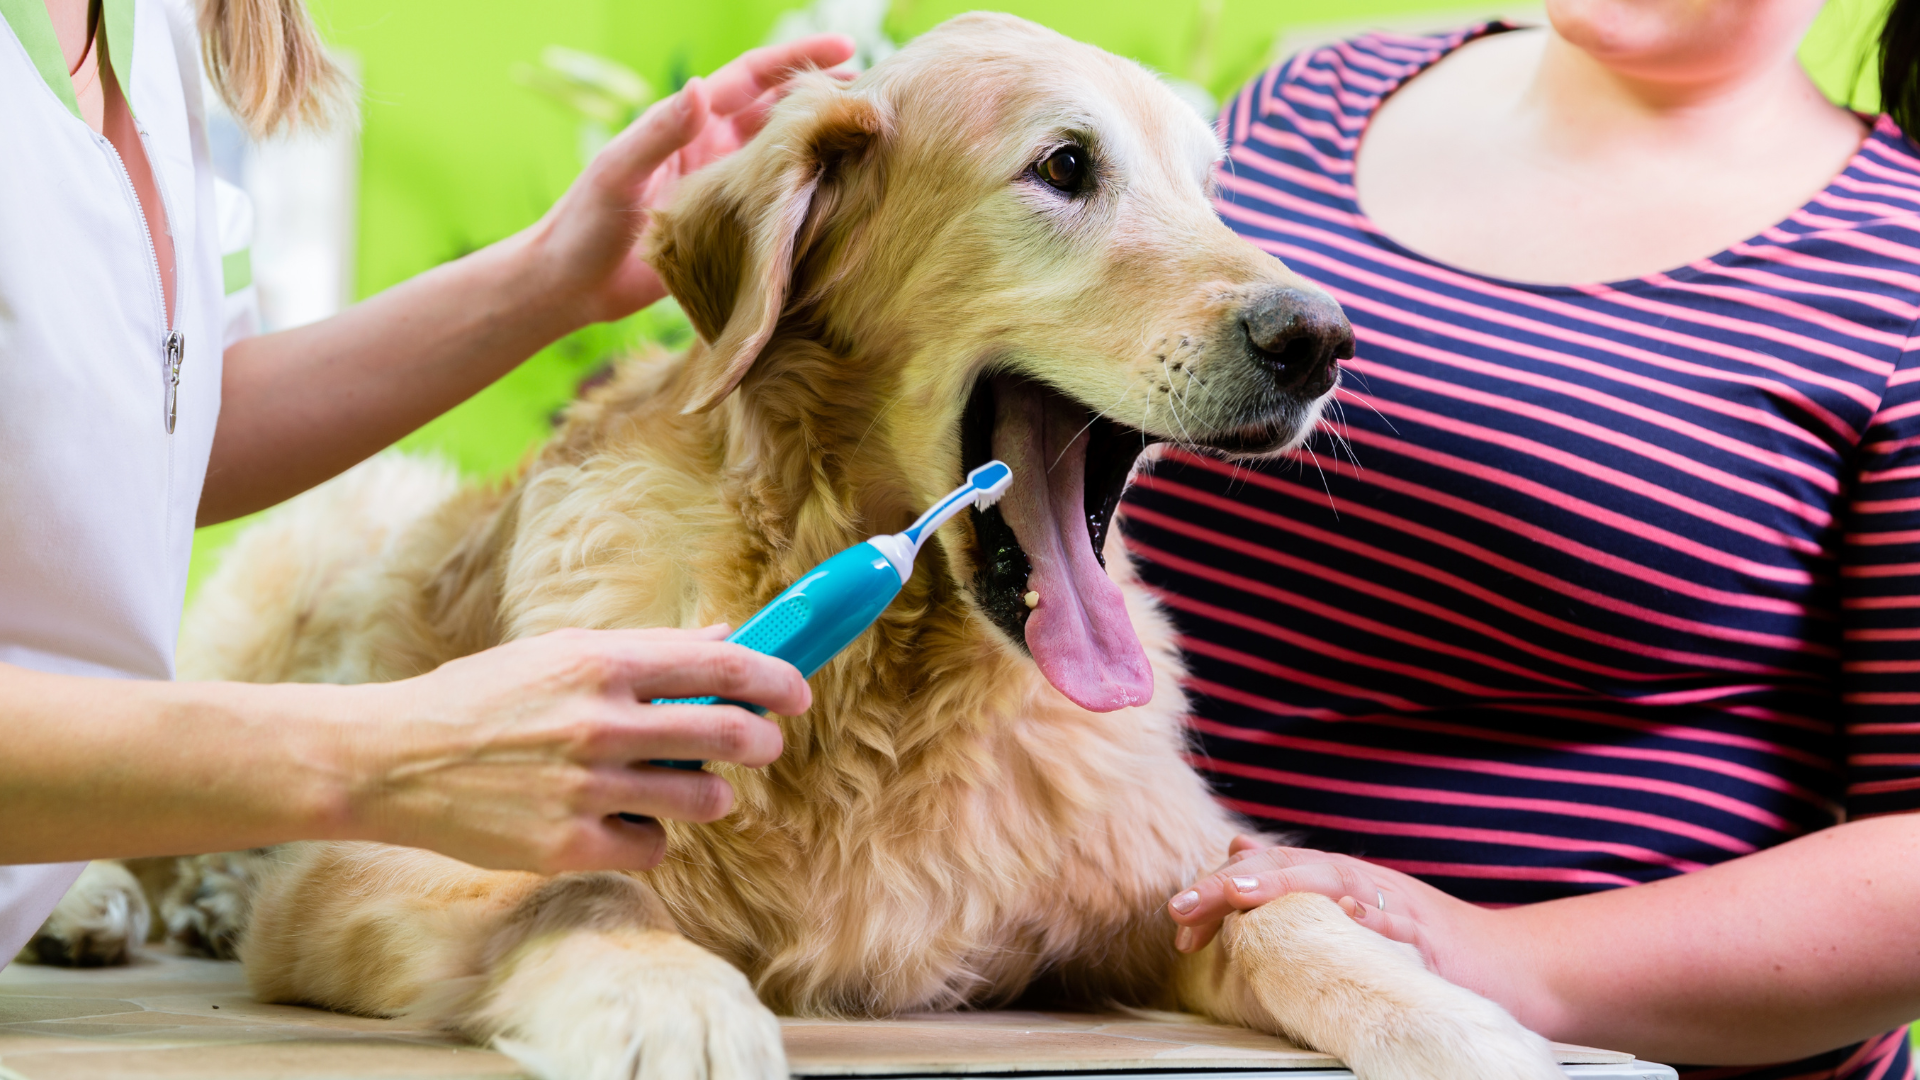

{"left": 1340, "top": 985, "right": 1561, "bottom": 1080}
{"left": 474, "top": 928, "right": 784, "bottom": 1080}
{"left": 1205, "top": 895, "right": 1561, "bottom": 1080}
{"left": 17, "top": 861, "right": 150, "bottom": 967}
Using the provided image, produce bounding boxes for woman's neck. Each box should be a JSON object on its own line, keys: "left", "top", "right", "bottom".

{"left": 1351, "top": 24, "right": 1867, "bottom": 285}
{"left": 1524, "top": 25, "right": 1838, "bottom": 156}
{"left": 42, "top": 0, "right": 103, "bottom": 131}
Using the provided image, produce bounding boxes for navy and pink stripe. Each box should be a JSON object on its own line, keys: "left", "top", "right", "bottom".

{"left": 1121, "top": 24, "right": 1920, "bottom": 1079}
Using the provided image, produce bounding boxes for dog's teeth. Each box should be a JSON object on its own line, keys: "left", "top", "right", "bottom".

{"left": 1023, "top": 591, "right": 1040, "bottom": 609}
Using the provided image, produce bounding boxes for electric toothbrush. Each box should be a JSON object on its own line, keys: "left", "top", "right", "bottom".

{"left": 621, "top": 460, "right": 1014, "bottom": 819}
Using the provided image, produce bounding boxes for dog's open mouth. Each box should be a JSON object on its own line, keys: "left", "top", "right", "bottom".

{"left": 961, "top": 376, "right": 1157, "bottom": 713}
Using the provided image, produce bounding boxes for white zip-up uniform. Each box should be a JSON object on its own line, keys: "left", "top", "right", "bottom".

{"left": 0, "top": 0, "right": 228, "bottom": 962}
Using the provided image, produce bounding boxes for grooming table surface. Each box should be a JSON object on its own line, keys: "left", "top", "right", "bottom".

{"left": 0, "top": 950, "right": 1669, "bottom": 1079}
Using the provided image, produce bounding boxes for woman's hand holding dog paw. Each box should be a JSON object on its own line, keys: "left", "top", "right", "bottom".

{"left": 342, "top": 626, "right": 809, "bottom": 874}
{"left": 1167, "top": 836, "right": 1484, "bottom": 972}
{"left": 1165, "top": 837, "right": 1567, "bottom": 1071}
{"left": 525, "top": 34, "right": 858, "bottom": 328}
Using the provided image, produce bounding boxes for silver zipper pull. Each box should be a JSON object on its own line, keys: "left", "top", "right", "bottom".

{"left": 162, "top": 331, "right": 184, "bottom": 435}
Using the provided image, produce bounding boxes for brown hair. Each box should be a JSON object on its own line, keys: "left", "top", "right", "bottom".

{"left": 1883, "top": 0, "right": 1920, "bottom": 140}
{"left": 199, "top": 0, "right": 350, "bottom": 137}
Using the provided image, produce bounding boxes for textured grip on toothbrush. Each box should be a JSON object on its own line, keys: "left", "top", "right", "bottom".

{"left": 615, "top": 538, "right": 913, "bottom": 826}
{"left": 616, "top": 596, "right": 814, "bottom": 820}
{"left": 651, "top": 596, "right": 813, "bottom": 711}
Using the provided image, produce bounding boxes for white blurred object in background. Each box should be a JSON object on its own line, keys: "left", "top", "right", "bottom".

{"left": 205, "top": 54, "right": 361, "bottom": 334}
{"left": 768, "top": 0, "right": 895, "bottom": 70}
{"left": 211, "top": 177, "right": 258, "bottom": 347}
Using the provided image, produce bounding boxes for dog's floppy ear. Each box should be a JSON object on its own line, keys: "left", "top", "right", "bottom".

{"left": 646, "top": 76, "right": 885, "bottom": 414}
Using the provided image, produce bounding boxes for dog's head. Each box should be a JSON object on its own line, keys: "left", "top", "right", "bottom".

{"left": 645, "top": 13, "right": 1351, "bottom": 714}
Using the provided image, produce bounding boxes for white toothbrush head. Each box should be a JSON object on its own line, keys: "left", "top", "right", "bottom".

{"left": 895, "top": 459, "right": 1016, "bottom": 558}
{"left": 871, "top": 461, "right": 1016, "bottom": 585}
{"left": 967, "top": 460, "right": 1013, "bottom": 510}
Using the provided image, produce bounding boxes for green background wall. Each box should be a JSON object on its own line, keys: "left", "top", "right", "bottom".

{"left": 186, "top": 0, "right": 1899, "bottom": 589}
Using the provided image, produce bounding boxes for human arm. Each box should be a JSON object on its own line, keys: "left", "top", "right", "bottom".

{"left": 1166, "top": 819, "right": 1920, "bottom": 1065}
{"left": 197, "top": 35, "right": 855, "bottom": 525}
{"left": 0, "top": 625, "right": 808, "bottom": 872}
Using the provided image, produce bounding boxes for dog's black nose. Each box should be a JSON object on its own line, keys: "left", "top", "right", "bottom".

{"left": 1242, "top": 288, "right": 1353, "bottom": 395}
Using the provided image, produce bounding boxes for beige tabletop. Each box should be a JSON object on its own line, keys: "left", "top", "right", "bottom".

{"left": 0, "top": 950, "right": 1634, "bottom": 1079}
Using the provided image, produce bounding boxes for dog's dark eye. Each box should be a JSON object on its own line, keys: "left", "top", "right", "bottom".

{"left": 1035, "top": 146, "right": 1088, "bottom": 192}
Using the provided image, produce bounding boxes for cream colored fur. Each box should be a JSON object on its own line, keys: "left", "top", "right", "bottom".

{"left": 14, "top": 861, "right": 149, "bottom": 967}
{"left": 181, "top": 15, "right": 1558, "bottom": 1080}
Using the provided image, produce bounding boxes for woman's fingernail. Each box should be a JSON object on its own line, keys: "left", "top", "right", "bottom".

{"left": 1340, "top": 896, "right": 1365, "bottom": 921}
{"left": 1169, "top": 891, "right": 1200, "bottom": 914}
{"left": 1230, "top": 875, "right": 1260, "bottom": 894}
{"left": 1175, "top": 926, "right": 1194, "bottom": 952}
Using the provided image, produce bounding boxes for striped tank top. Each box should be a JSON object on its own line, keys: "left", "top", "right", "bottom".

{"left": 1121, "top": 24, "right": 1920, "bottom": 1080}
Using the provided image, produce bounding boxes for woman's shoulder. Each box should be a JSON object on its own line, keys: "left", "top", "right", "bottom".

{"left": 1220, "top": 22, "right": 1511, "bottom": 154}
{"left": 1749, "top": 114, "right": 1920, "bottom": 287}
{"left": 1829, "top": 115, "right": 1920, "bottom": 211}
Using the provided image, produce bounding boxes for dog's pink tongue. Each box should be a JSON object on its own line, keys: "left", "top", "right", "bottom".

{"left": 991, "top": 383, "right": 1153, "bottom": 713}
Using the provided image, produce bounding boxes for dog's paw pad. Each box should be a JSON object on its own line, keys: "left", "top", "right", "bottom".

{"left": 18, "top": 861, "right": 150, "bottom": 968}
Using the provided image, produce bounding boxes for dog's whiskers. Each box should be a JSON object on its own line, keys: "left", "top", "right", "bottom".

{"left": 1300, "top": 444, "right": 1339, "bottom": 519}
{"left": 1338, "top": 380, "right": 1397, "bottom": 436}
{"left": 1159, "top": 359, "right": 1199, "bottom": 447}
{"left": 1052, "top": 385, "right": 1134, "bottom": 472}
{"left": 1169, "top": 358, "right": 1194, "bottom": 413}
{"left": 1321, "top": 397, "right": 1360, "bottom": 474}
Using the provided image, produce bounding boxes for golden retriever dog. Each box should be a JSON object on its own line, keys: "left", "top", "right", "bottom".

{"left": 175, "top": 14, "right": 1560, "bottom": 1080}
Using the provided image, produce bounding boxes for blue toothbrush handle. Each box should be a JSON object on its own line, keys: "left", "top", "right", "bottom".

{"left": 616, "top": 542, "right": 902, "bottom": 825}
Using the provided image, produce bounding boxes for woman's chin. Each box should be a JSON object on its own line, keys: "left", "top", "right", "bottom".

{"left": 1543, "top": 0, "right": 1815, "bottom": 82}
